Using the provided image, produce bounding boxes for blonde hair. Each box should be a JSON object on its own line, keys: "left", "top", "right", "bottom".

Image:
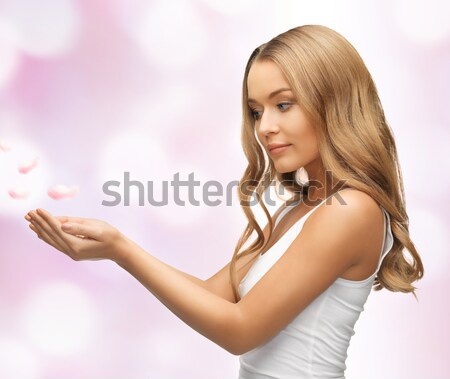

{"left": 229, "top": 24, "right": 424, "bottom": 303}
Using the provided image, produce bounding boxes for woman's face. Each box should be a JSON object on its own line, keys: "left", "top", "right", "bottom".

{"left": 247, "top": 59, "right": 321, "bottom": 175}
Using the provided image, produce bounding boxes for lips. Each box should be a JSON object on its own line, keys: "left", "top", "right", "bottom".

{"left": 268, "top": 143, "right": 291, "bottom": 152}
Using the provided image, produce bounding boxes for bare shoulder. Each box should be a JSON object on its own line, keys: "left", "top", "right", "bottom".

{"left": 304, "top": 188, "right": 384, "bottom": 258}
{"left": 309, "top": 188, "right": 382, "bottom": 222}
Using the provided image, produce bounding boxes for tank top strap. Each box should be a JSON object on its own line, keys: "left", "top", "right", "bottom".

{"left": 374, "top": 207, "right": 394, "bottom": 274}
{"left": 273, "top": 198, "right": 301, "bottom": 229}
{"left": 274, "top": 188, "right": 354, "bottom": 229}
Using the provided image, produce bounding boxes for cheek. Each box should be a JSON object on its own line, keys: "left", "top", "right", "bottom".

{"left": 292, "top": 126, "right": 319, "bottom": 156}
{"left": 291, "top": 124, "right": 316, "bottom": 144}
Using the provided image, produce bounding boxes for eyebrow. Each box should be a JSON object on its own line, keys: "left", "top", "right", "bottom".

{"left": 247, "top": 88, "right": 292, "bottom": 104}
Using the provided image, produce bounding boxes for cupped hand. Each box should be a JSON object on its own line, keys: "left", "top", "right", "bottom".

{"left": 24, "top": 208, "right": 126, "bottom": 262}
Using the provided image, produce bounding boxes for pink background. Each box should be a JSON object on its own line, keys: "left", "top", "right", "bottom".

{"left": 0, "top": 1, "right": 449, "bottom": 378}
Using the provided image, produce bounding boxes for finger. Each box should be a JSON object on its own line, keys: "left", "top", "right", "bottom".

{"left": 35, "top": 209, "right": 74, "bottom": 236}
{"left": 35, "top": 209, "right": 100, "bottom": 244}
{"left": 29, "top": 223, "right": 39, "bottom": 235}
{"left": 55, "top": 215, "right": 88, "bottom": 224}
{"left": 29, "top": 223, "right": 65, "bottom": 252}
{"left": 29, "top": 223, "right": 43, "bottom": 239}
{"left": 33, "top": 219, "right": 102, "bottom": 261}
{"left": 30, "top": 210, "right": 72, "bottom": 251}
{"left": 60, "top": 222, "right": 101, "bottom": 240}
{"left": 29, "top": 213, "right": 63, "bottom": 246}
{"left": 29, "top": 217, "right": 89, "bottom": 261}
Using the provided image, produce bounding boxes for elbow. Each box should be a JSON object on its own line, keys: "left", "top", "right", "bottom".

{"left": 227, "top": 346, "right": 250, "bottom": 356}
{"left": 226, "top": 339, "right": 256, "bottom": 355}
{"left": 221, "top": 331, "right": 246, "bottom": 356}
{"left": 226, "top": 343, "right": 246, "bottom": 356}
{"left": 223, "top": 310, "right": 253, "bottom": 356}
{"left": 224, "top": 343, "right": 246, "bottom": 356}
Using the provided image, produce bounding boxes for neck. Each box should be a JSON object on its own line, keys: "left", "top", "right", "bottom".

{"left": 304, "top": 163, "right": 343, "bottom": 203}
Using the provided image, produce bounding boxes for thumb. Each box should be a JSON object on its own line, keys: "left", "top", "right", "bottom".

{"left": 61, "top": 222, "right": 99, "bottom": 239}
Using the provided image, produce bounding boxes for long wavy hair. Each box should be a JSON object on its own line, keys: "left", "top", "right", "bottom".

{"left": 229, "top": 24, "right": 424, "bottom": 303}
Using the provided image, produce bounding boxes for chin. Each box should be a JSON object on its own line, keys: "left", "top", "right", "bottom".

{"left": 272, "top": 163, "right": 297, "bottom": 175}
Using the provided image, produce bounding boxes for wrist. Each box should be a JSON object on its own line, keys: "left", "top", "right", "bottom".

{"left": 111, "top": 232, "right": 133, "bottom": 266}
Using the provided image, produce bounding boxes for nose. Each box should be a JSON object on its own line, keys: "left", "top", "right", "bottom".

{"left": 258, "top": 109, "right": 279, "bottom": 136}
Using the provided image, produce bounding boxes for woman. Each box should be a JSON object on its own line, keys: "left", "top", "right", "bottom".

{"left": 25, "top": 25, "right": 423, "bottom": 378}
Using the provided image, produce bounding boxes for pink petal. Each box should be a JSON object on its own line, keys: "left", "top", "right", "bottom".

{"left": 18, "top": 157, "right": 39, "bottom": 174}
{"left": 47, "top": 184, "right": 80, "bottom": 200}
{"left": 8, "top": 187, "right": 30, "bottom": 199}
{"left": 0, "top": 139, "right": 11, "bottom": 152}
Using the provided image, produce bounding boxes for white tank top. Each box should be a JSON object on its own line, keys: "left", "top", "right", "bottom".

{"left": 238, "top": 190, "right": 394, "bottom": 379}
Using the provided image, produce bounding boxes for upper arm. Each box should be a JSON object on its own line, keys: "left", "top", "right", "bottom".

{"left": 232, "top": 190, "right": 382, "bottom": 355}
{"left": 203, "top": 257, "right": 252, "bottom": 303}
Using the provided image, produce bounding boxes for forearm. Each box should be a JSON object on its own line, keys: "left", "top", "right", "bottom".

{"left": 165, "top": 264, "right": 210, "bottom": 291}
{"left": 113, "top": 234, "right": 242, "bottom": 354}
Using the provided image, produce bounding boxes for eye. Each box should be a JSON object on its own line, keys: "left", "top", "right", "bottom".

{"left": 277, "top": 102, "right": 292, "bottom": 111}
{"left": 249, "top": 108, "right": 262, "bottom": 120}
{"left": 249, "top": 102, "right": 292, "bottom": 121}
